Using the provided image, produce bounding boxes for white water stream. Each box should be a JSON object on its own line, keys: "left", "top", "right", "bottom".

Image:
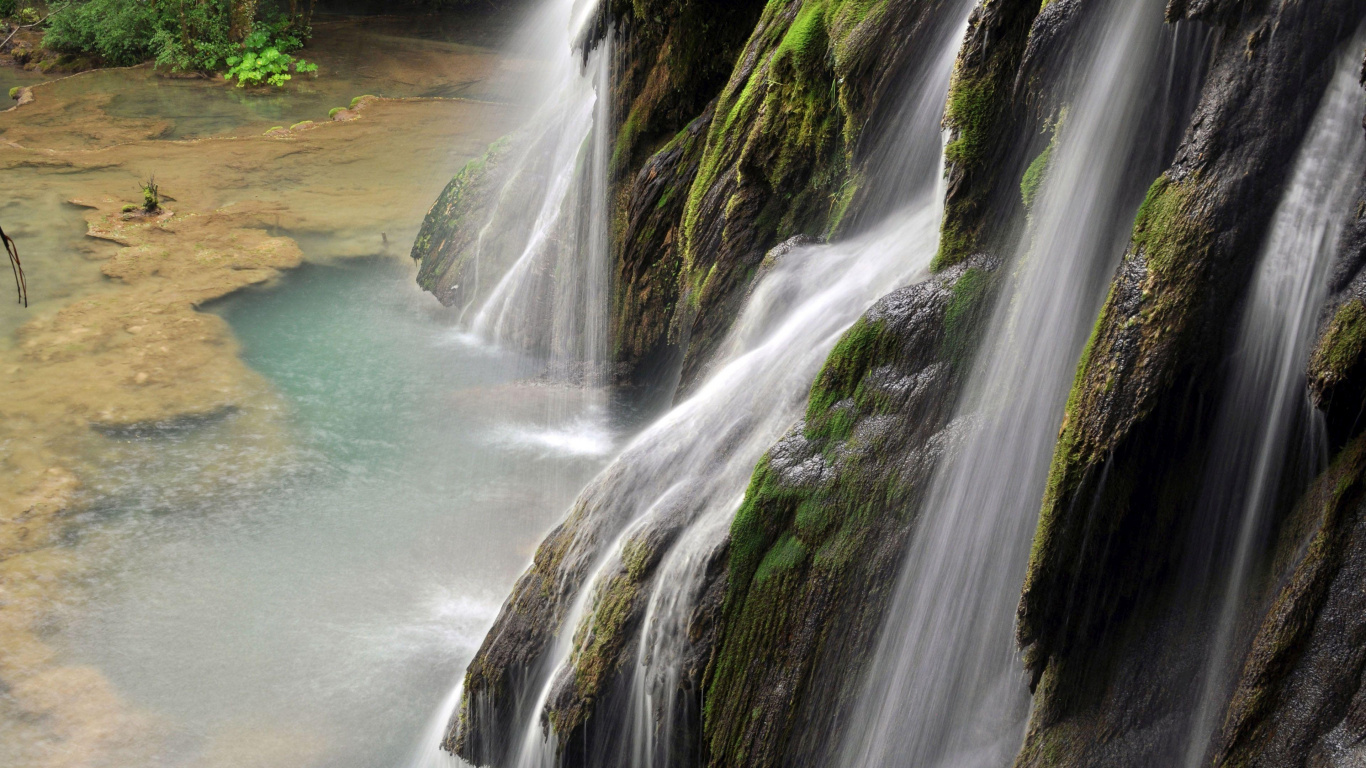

{"left": 1178, "top": 32, "right": 1366, "bottom": 768}
{"left": 840, "top": 0, "right": 1200, "bottom": 765}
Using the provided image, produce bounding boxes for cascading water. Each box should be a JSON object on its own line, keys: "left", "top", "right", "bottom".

{"left": 840, "top": 1, "right": 1205, "bottom": 765}
{"left": 611, "top": 11, "right": 975, "bottom": 767}
{"left": 1176, "top": 33, "right": 1366, "bottom": 768}
{"left": 419, "top": 0, "right": 979, "bottom": 764}
{"left": 462, "top": 0, "right": 612, "bottom": 398}
{"left": 499, "top": 194, "right": 944, "bottom": 768}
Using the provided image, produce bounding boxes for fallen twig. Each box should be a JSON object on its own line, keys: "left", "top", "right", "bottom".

{"left": 2, "top": 224, "right": 26, "bottom": 307}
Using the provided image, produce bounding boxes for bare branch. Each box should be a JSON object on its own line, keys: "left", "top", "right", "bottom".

{"left": 1, "top": 224, "right": 26, "bottom": 308}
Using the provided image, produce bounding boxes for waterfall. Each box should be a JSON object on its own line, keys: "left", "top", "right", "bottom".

{"left": 416, "top": 0, "right": 980, "bottom": 763}
{"left": 463, "top": 0, "right": 612, "bottom": 395}
{"left": 611, "top": 12, "right": 973, "bottom": 767}
{"left": 839, "top": 0, "right": 1204, "bottom": 765}
{"left": 1177, "top": 33, "right": 1366, "bottom": 768}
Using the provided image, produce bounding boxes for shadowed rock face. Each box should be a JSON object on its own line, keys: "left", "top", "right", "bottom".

{"left": 1214, "top": 436, "right": 1366, "bottom": 768}
{"left": 1013, "top": 1, "right": 1366, "bottom": 766}
{"left": 1309, "top": 173, "right": 1366, "bottom": 449}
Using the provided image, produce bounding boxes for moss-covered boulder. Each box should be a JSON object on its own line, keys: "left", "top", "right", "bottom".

{"left": 935, "top": 0, "right": 1043, "bottom": 270}
{"left": 702, "top": 258, "right": 997, "bottom": 768}
{"left": 1309, "top": 175, "right": 1366, "bottom": 448}
{"left": 665, "top": 0, "right": 955, "bottom": 392}
{"left": 411, "top": 136, "right": 514, "bottom": 309}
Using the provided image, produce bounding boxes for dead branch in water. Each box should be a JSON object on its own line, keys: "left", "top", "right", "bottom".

{"left": 2, "top": 224, "right": 27, "bottom": 307}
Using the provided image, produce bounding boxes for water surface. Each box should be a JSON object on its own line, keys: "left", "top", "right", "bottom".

{"left": 54, "top": 257, "right": 617, "bottom": 767}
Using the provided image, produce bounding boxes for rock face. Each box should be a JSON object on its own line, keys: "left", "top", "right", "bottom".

{"left": 421, "top": 0, "right": 1366, "bottom": 766}
{"left": 1013, "top": 1, "right": 1366, "bottom": 766}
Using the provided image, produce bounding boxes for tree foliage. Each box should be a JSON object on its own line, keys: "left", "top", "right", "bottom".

{"left": 43, "top": 0, "right": 314, "bottom": 76}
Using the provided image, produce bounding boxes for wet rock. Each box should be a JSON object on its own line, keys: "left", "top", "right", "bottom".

{"left": 1014, "top": 1, "right": 1366, "bottom": 765}
{"left": 1214, "top": 436, "right": 1366, "bottom": 768}
{"left": 703, "top": 258, "right": 997, "bottom": 768}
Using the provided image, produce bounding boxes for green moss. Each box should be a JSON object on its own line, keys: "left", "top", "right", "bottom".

{"left": 264, "top": 126, "right": 285, "bottom": 134}
{"left": 1021, "top": 141, "right": 1054, "bottom": 210}
{"left": 941, "top": 267, "right": 993, "bottom": 365}
{"left": 933, "top": 1, "right": 1044, "bottom": 272}
{"left": 349, "top": 94, "right": 375, "bottom": 109}
{"left": 8, "top": 86, "right": 19, "bottom": 100}
{"left": 289, "top": 120, "right": 313, "bottom": 131}
{"left": 1031, "top": 286, "right": 1110, "bottom": 566}
{"left": 944, "top": 75, "right": 994, "bottom": 169}
{"left": 806, "top": 317, "right": 887, "bottom": 420}
{"left": 775, "top": 0, "right": 828, "bottom": 73}
{"left": 329, "top": 106, "right": 344, "bottom": 119}
{"left": 681, "top": 0, "right": 867, "bottom": 282}
{"left": 1310, "top": 299, "right": 1366, "bottom": 389}
{"left": 752, "top": 532, "right": 810, "bottom": 584}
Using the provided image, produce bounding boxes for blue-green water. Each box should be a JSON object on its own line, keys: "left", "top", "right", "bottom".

{"left": 56, "top": 257, "right": 617, "bottom": 767}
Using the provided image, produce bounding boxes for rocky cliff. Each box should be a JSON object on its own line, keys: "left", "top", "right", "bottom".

{"left": 413, "top": 0, "right": 1366, "bottom": 765}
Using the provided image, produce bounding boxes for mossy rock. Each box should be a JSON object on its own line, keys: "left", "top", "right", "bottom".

{"left": 705, "top": 259, "right": 998, "bottom": 768}
{"left": 1309, "top": 298, "right": 1366, "bottom": 445}
{"left": 933, "top": 0, "right": 1044, "bottom": 271}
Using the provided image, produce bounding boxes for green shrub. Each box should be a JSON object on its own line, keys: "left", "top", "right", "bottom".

{"left": 0, "top": 0, "right": 18, "bottom": 18}
{"left": 224, "top": 29, "right": 316, "bottom": 87}
{"left": 44, "top": 0, "right": 160, "bottom": 66}
{"left": 44, "top": 0, "right": 312, "bottom": 74}
{"left": 140, "top": 176, "right": 160, "bottom": 213}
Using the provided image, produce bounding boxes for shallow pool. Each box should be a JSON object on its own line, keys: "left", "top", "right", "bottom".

{"left": 48, "top": 257, "right": 621, "bottom": 767}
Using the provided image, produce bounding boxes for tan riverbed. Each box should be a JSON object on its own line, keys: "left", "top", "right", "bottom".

{"left": 0, "top": 15, "right": 518, "bottom": 766}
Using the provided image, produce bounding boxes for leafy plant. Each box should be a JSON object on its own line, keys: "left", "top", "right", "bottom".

{"left": 224, "top": 28, "right": 315, "bottom": 87}
{"left": 0, "top": 0, "right": 17, "bottom": 18}
{"left": 140, "top": 176, "right": 159, "bottom": 213}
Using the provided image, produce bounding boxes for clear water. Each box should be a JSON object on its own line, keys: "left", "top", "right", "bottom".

{"left": 51, "top": 257, "right": 623, "bottom": 767}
